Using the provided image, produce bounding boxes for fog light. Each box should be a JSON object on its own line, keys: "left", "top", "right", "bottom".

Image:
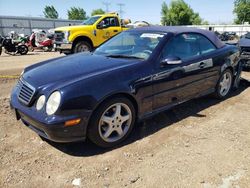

{"left": 64, "top": 118, "right": 81, "bottom": 127}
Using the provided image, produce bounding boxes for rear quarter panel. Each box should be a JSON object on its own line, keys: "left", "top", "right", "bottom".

{"left": 219, "top": 45, "right": 240, "bottom": 74}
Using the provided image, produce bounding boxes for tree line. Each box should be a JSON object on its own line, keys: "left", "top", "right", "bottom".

{"left": 43, "top": 6, "right": 105, "bottom": 20}
{"left": 161, "top": 0, "right": 250, "bottom": 25}
{"left": 43, "top": 0, "right": 250, "bottom": 24}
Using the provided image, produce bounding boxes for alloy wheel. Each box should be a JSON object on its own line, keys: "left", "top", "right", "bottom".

{"left": 219, "top": 71, "right": 232, "bottom": 96}
{"left": 98, "top": 103, "right": 132, "bottom": 143}
{"left": 77, "top": 44, "right": 89, "bottom": 52}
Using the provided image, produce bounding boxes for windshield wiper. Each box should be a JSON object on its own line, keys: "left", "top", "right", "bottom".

{"left": 106, "top": 54, "right": 144, "bottom": 59}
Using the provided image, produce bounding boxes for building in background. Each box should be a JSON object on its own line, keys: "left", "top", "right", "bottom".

{"left": 0, "top": 15, "right": 82, "bottom": 36}
{"left": 189, "top": 24, "right": 250, "bottom": 36}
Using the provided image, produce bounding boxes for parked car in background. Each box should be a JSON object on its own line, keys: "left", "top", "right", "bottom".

{"left": 54, "top": 13, "right": 129, "bottom": 54}
{"left": 239, "top": 32, "right": 250, "bottom": 70}
{"left": 10, "top": 26, "right": 241, "bottom": 148}
{"left": 126, "top": 21, "right": 150, "bottom": 28}
{"left": 219, "top": 31, "right": 237, "bottom": 41}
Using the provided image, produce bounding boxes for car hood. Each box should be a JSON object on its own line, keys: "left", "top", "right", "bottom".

{"left": 23, "top": 53, "right": 139, "bottom": 89}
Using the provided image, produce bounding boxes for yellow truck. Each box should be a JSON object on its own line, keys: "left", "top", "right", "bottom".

{"left": 54, "top": 13, "right": 128, "bottom": 54}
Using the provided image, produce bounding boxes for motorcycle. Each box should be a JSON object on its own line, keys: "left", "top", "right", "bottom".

{"left": 16, "top": 35, "right": 30, "bottom": 45}
{"left": 0, "top": 35, "right": 28, "bottom": 55}
{"left": 8, "top": 31, "right": 29, "bottom": 44}
{"left": 27, "top": 30, "right": 54, "bottom": 52}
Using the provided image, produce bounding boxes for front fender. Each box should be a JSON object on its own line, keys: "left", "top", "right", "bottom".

{"left": 69, "top": 31, "right": 94, "bottom": 43}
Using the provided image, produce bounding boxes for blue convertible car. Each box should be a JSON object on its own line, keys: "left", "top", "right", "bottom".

{"left": 10, "top": 26, "right": 241, "bottom": 147}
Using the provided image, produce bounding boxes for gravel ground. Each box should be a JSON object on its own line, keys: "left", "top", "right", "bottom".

{"left": 0, "top": 52, "right": 250, "bottom": 188}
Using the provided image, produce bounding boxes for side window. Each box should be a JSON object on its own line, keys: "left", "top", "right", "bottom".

{"left": 199, "top": 35, "right": 216, "bottom": 54}
{"left": 110, "top": 17, "right": 119, "bottom": 26}
{"left": 99, "top": 17, "right": 119, "bottom": 27}
{"left": 162, "top": 33, "right": 201, "bottom": 60}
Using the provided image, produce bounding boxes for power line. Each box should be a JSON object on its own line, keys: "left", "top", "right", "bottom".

{"left": 117, "top": 3, "right": 125, "bottom": 18}
{"left": 103, "top": 1, "right": 111, "bottom": 13}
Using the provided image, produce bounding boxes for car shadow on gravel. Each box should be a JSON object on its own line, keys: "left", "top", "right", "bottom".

{"left": 45, "top": 78, "right": 250, "bottom": 157}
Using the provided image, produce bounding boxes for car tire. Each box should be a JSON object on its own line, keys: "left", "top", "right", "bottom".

{"left": 214, "top": 69, "right": 233, "bottom": 99}
{"left": 45, "top": 45, "right": 53, "bottom": 52}
{"left": 73, "top": 41, "right": 92, "bottom": 53}
{"left": 88, "top": 97, "right": 136, "bottom": 148}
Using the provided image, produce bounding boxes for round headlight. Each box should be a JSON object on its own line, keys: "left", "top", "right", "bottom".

{"left": 63, "top": 31, "right": 70, "bottom": 41}
{"left": 46, "top": 91, "right": 61, "bottom": 115}
{"left": 36, "top": 95, "right": 46, "bottom": 110}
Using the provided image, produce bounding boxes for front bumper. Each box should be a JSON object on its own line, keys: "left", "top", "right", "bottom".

{"left": 54, "top": 42, "right": 72, "bottom": 53}
{"left": 19, "top": 110, "right": 88, "bottom": 142}
{"left": 55, "top": 43, "right": 72, "bottom": 50}
{"left": 10, "top": 89, "right": 91, "bottom": 143}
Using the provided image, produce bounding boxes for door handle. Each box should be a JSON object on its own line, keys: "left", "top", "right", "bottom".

{"left": 113, "top": 30, "right": 118, "bottom": 32}
{"left": 199, "top": 62, "right": 206, "bottom": 68}
{"left": 152, "top": 74, "right": 158, "bottom": 80}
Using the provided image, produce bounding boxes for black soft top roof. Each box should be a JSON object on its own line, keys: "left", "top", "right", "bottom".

{"left": 130, "top": 26, "right": 225, "bottom": 49}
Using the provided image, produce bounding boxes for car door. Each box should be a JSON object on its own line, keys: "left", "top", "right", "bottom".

{"left": 152, "top": 33, "right": 216, "bottom": 110}
{"left": 198, "top": 33, "right": 221, "bottom": 89}
{"left": 107, "top": 17, "right": 122, "bottom": 36}
{"left": 95, "top": 17, "right": 121, "bottom": 46}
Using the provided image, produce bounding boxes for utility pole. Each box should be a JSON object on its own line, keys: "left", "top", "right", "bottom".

{"left": 117, "top": 3, "right": 125, "bottom": 19}
{"left": 103, "top": 1, "right": 111, "bottom": 13}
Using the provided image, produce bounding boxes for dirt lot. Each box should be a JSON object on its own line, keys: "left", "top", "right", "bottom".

{"left": 0, "top": 52, "right": 250, "bottom": 188}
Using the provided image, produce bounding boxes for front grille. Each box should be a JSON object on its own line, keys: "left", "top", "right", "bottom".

{"left": 54, "top": 31, "right": 64, "bottom": 42}
{"left": 17, "top": 78, "right": 36, "bottom": 106}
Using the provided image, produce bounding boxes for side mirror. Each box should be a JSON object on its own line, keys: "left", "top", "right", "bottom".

{"left": 161, "top": 56, "right": 182, "bottom": 67}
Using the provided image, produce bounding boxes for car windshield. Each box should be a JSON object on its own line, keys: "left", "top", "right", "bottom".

{"left": 94, "top": 31, "right": 165, "bottom": 60}
{"left": 82, "top": 16, "right": 101, "bottom": 25}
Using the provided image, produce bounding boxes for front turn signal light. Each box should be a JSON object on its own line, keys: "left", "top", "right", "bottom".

{"left": 64, "top": 118, "right": 81, "bottom": 127}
